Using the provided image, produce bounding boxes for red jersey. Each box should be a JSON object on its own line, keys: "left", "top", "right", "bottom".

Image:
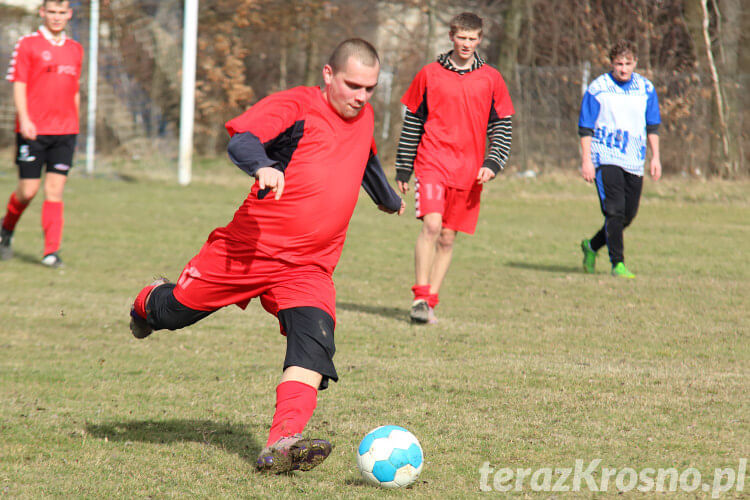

{"left": 6, "top": 27, "right": 83, "bottom": 135}
{"left": 220, "top": 86, "right": 377, "bottom": 275}
{"left": 401, "top": 62, "right": 514, "bottom": 189}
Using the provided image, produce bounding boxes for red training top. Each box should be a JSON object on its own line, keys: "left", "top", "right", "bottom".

{"left": 401, "top": 62, "right": 514, "bottom": 189}
{"left": 6, "top": 27, "right": 83, "bottom": 135}
{"left": 221, "top": 86, "right": 377, "bottom": 275}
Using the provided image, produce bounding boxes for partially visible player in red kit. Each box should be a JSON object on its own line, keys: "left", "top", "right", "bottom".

{"left": 395, "top": 12, "right": 514, "bottom": 324}
{"left": 128, "top": 39, "right": 403, "bottom": 474}
{"left": 0, "top": 0, "right": 83, "bottom": 267}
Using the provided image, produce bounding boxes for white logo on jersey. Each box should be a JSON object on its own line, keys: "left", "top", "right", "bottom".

{"left": 58, "top": 65, "right": 77, "bottom": 76}
{"left": 42, "top": 50, "right": 52, "bottom": 61}
{"left": 18, "top": 145, "right": 36, "bottom": 162}
{"left": 177, "top": 266, "right": 202, "bottom": 289}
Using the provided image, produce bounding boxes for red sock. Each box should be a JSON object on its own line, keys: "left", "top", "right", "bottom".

{"left": 411, "top": 284, "right": 430, "bottom": 302}
{"left": 41, "top": 200, "right": 64, "bottom": 255}
{"left": 427, "top": 293, "right": 439, "bottom": 308}
{"left": 266, "top": 380, "right": 317, "bottom": 447}
{"left": 133, "top": 282, "right": 161, "bottom": 319}
{"left": 3, "top": 192, "right": 29, "bottom": 232}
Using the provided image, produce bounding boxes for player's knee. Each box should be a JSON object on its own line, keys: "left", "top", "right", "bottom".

{"left": 421, "top": 218, "right": 442, "bottom": 239}
{"left": 279, "top": 307, "right": 338, "bottom": 390}
{"left": 604, "top": 206, "right": 626, "bottom": 221}
{"left": 437, "top": 228, "right": 456, "bottom": 249}
{"left": 43, "top": 179, "right": 66, "bottom": 201}
{"left": 16, "top": 186, "right": 39, "bottom": 203}
{"left": 43, "top": 189, "right": 64, "bottom": 202}
{"left": 623, "top": 211, "right": 638, "bottom": 228}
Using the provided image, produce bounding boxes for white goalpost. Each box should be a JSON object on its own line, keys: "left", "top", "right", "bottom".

{"left": 84, "top": 0, "right": 198, "bottom": 184}
{"left": 178, "top": 0, "right": 199, "bottom": 186}
{"left": 85, "top": 0, "right": 98, "bottom": 175}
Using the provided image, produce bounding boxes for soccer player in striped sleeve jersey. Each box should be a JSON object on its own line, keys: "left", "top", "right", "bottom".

{"left": 394, "top": 12, "right": 513, "bottom": 324}
{"left": 1, "top": 0, "right": 83, "bottom": 268}
{"left": 578, "top": 39, "right": 662, "bottom": 278}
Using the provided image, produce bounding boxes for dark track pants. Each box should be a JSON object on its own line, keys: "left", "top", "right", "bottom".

{"left": 589, "top": 165, "right": 643, "bottom": 265}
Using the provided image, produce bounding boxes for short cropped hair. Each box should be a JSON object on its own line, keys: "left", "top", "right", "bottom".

{"left": 609, "top": 39, "right": 638, "bottom": 61}
{"left": 43, "top": 0, "right": 69, "bottom": 6}
{"left": 449, "top": 12, "right": 483, "bottom": 36}
{"left": 328, "top": 38, "right": 380, "bottom": 73}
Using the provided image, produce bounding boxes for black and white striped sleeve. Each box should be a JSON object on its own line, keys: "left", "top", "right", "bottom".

{"left": 483, "top": 116, "right": 512, "bottom": 174}
{"left": 394, "top": 109, "right": 425, "bottom": 183}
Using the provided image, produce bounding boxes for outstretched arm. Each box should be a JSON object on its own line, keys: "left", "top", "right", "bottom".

{"left": 362, "top": 153, "right": 404, "bottom": 215}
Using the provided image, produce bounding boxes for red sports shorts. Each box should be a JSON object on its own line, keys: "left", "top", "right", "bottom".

{"left": 415, "top": 176, "right": 482, "bottom": 234}
{"left": 172, "top": 232, "right": 336, "bottom": 321}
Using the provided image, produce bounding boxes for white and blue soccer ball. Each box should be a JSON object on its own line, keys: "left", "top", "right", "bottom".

{"left": 356, "top": 425, "right": 424, "bottom": 488}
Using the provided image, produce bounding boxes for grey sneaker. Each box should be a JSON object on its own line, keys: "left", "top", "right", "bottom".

{"left": 256, "top": 434, "right": 333, "bottom": 474}
{"left": 129, "top": 278, "right": 169, "bottom": 339}
{"left": 0, "top": 221, "right": 13, "bottom": 261}
{"left": 410, "top": 299, "right": 430, "bottom": 324}
{"left": 41, "top": 252, "right": 63, "bottom": 268}
{"left": 427, "top": 306, "right": 438, "bottom": 325}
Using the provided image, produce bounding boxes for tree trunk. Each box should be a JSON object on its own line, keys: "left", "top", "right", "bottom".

{"left": 496, "top": 0, "right": 524, "bottom": 77}
{"left": 304, "top": 37, "right": 320, "bottom": 87}
{"left": 740, "top": 0, "right": 750, "bottom": 175}
{"left": 279, "top": 34, "right": 288, "bottom": 90}
{"left": 718, "top": 0, "right": 742, "bottom": 175}
{"left": 522, "top": 0, "right": 535, "bottom": 66}
{"left": 303, "top": 5, "right": 322, "bottom": 87}
{"left": 424, "top": 0, "right": 437, "bottom": 63}
{"left": 685, "top": 0, "right": 731, "bottom": 176}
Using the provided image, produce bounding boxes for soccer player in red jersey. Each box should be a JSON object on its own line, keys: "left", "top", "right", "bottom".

{"left": 395, "top": 13, "right": 514, "bottom": 324}
{"left": 128, "top": 39, "right": 404, "bottom": 474}
{"left": 0, "top": 0, "right": 83, "bottom": 267}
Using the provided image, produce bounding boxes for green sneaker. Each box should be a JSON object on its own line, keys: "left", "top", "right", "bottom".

{"left": 580, "top": 239, "right": 596, "bottom": 274}
{"left": 611, "top": 262, "right": 635, "bottom": 279}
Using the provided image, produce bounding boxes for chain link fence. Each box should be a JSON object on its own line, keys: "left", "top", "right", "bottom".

{"left": 503, "top": 65, "right": 747, "bottom": 176}
{"left": 0, "top": 0, "right": 182, "bottom": 176}
{"left": 1, "top": 1, "right": 747, "bottom": 178}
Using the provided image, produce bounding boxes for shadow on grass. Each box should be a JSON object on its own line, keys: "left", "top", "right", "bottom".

{"left": 336, "top": 301, "right": 407, "bottom": 322}
{"left": 345, "top": 474, "right": 425, "bottom": 489}
{"left": 6, "top": 250, "right": 47, "bottom": 267}
{"left": 86, "top": 419, "right": 261, "bottom": 462}
{"left": 506, "top": 261, "right": 581, "bottom": 274}
{"left": 344, "top": 475, "right": 372, "bottom": 487}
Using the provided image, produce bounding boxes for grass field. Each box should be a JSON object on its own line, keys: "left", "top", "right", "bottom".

{"left": 0, "top": 165, "right": 747, "bottom": 498}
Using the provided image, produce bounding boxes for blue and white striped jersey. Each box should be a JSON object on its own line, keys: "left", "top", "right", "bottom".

{"left": 578, "top": 72, "right": 660, "bottom": 176}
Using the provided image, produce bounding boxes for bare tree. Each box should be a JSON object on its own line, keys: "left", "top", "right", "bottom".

{"left": 495, "top": 0, "right": 524, "bottom": 77}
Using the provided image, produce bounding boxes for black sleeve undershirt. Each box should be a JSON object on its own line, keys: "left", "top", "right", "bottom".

{"left": 227, "top": 131, "right": 281, "bottom": 177}
{"left": 362, "top": 153, "right": 402, "bottom": 212}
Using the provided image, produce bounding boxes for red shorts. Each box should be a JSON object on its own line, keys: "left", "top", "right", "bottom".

{"left": 415, "top": 177, "right": 482, "bottom": 234}
{"left": 172, "top": 233, "right": 336, "bottom": 321}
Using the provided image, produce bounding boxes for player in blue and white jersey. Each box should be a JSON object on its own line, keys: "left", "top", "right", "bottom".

{"left": 578, "top": 39, "right": 662, "bottom": 278}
